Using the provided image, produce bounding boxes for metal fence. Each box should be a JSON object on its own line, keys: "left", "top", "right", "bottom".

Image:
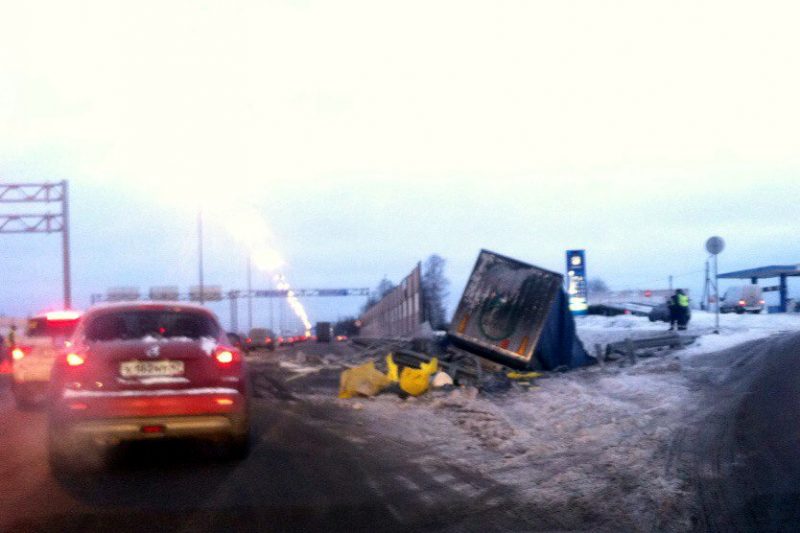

{"left": 359, "top": 263, "right": 425, "bottom": 338}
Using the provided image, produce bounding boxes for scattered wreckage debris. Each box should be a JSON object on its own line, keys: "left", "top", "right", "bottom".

{"left": 338, "top": 361, "right": 391, "bottom": 399}
{"left": 339, "top": 354, "right": 441, "bottom": 399}
{"left": 337, "top": 340, "right": 548, "bottom": 399}
{"left": 337, "top": 251, "right": 697, "bottom": 399}
{"left": 251, "top": 372, "right": 298, "bottom": 401}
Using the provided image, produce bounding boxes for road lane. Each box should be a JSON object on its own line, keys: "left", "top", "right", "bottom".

{"left": 0, "top": 357, "right": 525, "bottom": 532}
{"left": 681, "top": 332, "right": 800, "bottom": 532}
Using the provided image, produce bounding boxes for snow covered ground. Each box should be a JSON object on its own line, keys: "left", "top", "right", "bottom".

{"left": 576, "top": 309, "right": 800, "bottom": 357}
{"left": 295, "top": 311, "right": 800, "bottom": 530}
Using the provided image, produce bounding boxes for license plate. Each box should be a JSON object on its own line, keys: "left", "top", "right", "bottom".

{"left": 120, "top": 360, "right": 185, "bottom": 378}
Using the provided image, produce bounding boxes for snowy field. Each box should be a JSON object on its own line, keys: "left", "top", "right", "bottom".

{"left": 295, "top": 311, "right": 800, "bottom": 530}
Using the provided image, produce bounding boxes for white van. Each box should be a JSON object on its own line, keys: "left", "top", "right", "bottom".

{"left": 720, "top": 285, "right": 765, "bottom": 314}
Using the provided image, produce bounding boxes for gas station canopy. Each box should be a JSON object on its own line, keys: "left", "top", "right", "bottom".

{"left": 718, "top": 264, "right": 800, "bottom": 312}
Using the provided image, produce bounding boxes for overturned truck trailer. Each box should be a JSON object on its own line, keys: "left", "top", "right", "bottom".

{"left": 449, "top": 250, "right": 595, "bottom": 371}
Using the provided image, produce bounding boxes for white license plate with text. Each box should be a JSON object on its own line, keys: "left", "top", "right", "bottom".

{"left": 119, "top": 360, "right": 185, "bottom": 378}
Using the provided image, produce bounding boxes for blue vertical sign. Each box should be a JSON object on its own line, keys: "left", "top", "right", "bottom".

{"left": 566, "top": 250, "right": 588, "bottom": 315}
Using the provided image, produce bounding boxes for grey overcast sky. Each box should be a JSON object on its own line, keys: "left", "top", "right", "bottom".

{"left": 1, "top": 1, "right": 799, "bottom": 328}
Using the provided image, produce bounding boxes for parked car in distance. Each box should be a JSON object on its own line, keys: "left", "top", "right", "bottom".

{"left": 11, "top": 310, "right": 82, "bottom": 408}
{"left": 227, "top": 332, "right": 248, "bottom": 354}
{"left": 648, "top": 302, "right": 692, "bottom": 323}
{"left": 245, "top": 328, "right": 276, "bottom": 351}
{"left": 47, "top": 302, "right": 251, "bottom": 472}
{"left": 720, "top": 285, "right": 765, "bottom": 314}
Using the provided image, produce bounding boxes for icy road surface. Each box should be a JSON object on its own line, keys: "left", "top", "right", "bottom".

{"left": 3, "top": 312, "right": 799, "bottom": 532}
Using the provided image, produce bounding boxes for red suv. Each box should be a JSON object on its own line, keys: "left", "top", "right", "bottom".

{"left": 47, "top": 302, "right": 250, "bottom": 472}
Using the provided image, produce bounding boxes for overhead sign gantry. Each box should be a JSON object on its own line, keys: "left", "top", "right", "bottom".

{"left": 0, "top": 181, "right": 71, "bottom": 308}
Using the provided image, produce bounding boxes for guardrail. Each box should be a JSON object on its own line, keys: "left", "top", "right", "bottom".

{"left": 600, "top": 333, "right": 696, "bottom": 365}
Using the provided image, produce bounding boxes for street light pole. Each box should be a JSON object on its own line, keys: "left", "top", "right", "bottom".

{"left": 705, "top": 236, "right": 725, "bottom": 335}
{"left": 198, "top": 209, "right": 204, "bottom": 305}
{"left": 247, "top": 255, "right": 253, "bottom": 331}
{"left": 61, "top": 180, "right": 71, "bottom": 309}
{"left": 714, "top": 253, "right": 719, "bottom": 334}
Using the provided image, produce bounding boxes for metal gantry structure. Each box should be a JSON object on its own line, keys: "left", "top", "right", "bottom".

{"left": 0, "top": 181, "right": 71, "bottom": 308}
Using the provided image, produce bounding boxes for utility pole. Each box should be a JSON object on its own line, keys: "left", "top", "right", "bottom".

{"left": 701, "top": 261, "right": 710, "bottom": 311}
{"left": 668, "top": 275, "right": 673, "bottom": 291}
{"left": 713, "top": 253, "right": 719, "bottom": 333}
{"left": 61, "top": 181, "right": 71, "bottom": 309}
{"left": 705, "top": 236, "right": 725, "bottom": 335}
{"left": 269, "top": 297, "right": 274, "bottom": 332}
{"left": 247, "top": 255, "right": 253, "bottom": 331}
{"left": 198, "top": 209, "right": 204, "bottom": 305}
{"left": 229, "top": 291, "right": 238, "bottom": 332}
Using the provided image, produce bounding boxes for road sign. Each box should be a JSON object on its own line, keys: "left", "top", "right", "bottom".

{"left": 566, "top": 250, "right": 588, "bottom": 315}
{"left": 149, "top": 286, "right": 180, "bottom": 300}
{"left": 254, "top": 290, "right": 289, "bottom": 298}
{"left": 252, "top": 288, "right": 369, "bottom": 298}
{"left": 706, "top": 236, "right": 725, "bottom": 255}
{"left": 107, "top": 287, "right": 140, "bottom": 301}
{"left": 189, "top": 285, "right": 223, "bottom": 301}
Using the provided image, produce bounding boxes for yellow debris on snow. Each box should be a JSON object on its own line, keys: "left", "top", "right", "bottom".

{"left": 338, "top": 361, "right": 392, "bottom": 399}
{"left": 399, "top": 357, "right": 439, "bottom": 396}
{"left": 338, "top": 355, "right": 441, "bottom": 398}
{"left": 506, "top": 371, "right": 543, "bottom": 380}
{"left": 386, "top": 354, "right": 400, "bottom": 382}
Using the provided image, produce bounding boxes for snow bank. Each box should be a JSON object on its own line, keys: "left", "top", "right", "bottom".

{"left": 304, "top": 312, "right": 800, "bottom": 529}
{"left": 318, "top": 355, "right": 694, "bottom": 530}
{"left": 575, "top": 310, "right": 800, "bottom": 357}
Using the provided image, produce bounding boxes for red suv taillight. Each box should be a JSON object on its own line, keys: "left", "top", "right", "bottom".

{"left": 11, "top": 346, "right": 31, "bottom": 360}
{"left": 214, "top": 346, "right": 241, "bottom": 365}
{"left": 65, "top": 353, "right": 86, "bottom": 367}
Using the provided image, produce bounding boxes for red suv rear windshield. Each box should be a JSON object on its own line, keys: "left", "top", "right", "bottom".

{"left": 26, "top": 317, "right": 80, "bottom": 338}
{"left": 86, "top": 310, "right": 219, "bottom": 342}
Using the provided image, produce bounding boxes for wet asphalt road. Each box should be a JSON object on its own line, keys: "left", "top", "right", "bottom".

{"left": 682, "top": 332, "right": 800, "bottom": 532}
{"left": 0, "top": 344, "right": 524, "bottom": 533}
{"left": 4, "top": 334, "right": 800, "bottom": 532}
